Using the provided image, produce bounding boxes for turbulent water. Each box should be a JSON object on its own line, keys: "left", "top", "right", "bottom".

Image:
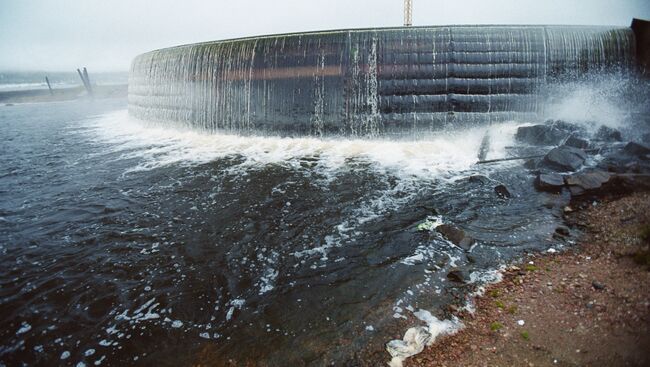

{"left": 1, "top": 92, "right": 594, "bottom": 366}
{"left": 3, "top": 61, "right": 648, "bottom": 366}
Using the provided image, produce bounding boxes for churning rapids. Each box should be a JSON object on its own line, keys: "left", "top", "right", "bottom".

{"left": 0, "top": 74, "right": 646, "bottom": 366}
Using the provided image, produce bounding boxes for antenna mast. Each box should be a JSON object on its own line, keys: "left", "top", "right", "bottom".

{"left": 404, "top": 0, "right": 413, "bottom": 27}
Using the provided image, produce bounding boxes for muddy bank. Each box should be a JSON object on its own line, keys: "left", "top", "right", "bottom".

{"left": 405, "top": 192, "right": 650, "bottom": 367}
{"left": 0, "top": 84, "right": 127, "bottom": 104}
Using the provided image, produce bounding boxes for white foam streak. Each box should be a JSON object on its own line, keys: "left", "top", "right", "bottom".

{"left": 85, "top": 110, "right": 519, "bottom": 180}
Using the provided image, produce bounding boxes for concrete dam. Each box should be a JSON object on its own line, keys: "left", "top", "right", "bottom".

{"left": 128, "top": 25, "right": 637, "bottom": 136}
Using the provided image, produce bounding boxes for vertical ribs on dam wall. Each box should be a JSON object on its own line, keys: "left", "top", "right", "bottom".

{"left": 128, "top": 25, "right": 635, "bottom": 136}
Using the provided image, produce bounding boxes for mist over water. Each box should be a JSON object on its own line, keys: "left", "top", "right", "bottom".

{"left": 1, "top": 87, "right": 615, "bottom": 365}
{"left": 541, "top": 72, "right": 643, "bottom": 131}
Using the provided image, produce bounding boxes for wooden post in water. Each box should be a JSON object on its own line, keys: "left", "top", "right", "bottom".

{"left": 45, "top": 76, "right": 53, "bottom": 95}
{"left": 77, "top": 68, "right": 88, "bottom": 91}
{"left": 76, "top": 68, "right": 93, "bottom": 96}
{"left": 82, "top": 67, "right": 93, "bottom": 95}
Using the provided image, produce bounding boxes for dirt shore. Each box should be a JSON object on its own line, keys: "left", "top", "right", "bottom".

{"left": 406, "top": 192, "right": 650, "bottom": 367}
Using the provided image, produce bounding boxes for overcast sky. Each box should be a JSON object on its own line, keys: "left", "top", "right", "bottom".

{"left": 0, "top": 0, "right": 648, "bottom": 72}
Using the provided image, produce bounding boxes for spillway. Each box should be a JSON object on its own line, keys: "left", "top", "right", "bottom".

{"left": 128, "top": 25, "right": 635, "bottom": 136}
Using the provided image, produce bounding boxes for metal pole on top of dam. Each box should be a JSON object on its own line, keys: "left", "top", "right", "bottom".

{"left": 404, "top": 0, "right": 413, "bottom": 26}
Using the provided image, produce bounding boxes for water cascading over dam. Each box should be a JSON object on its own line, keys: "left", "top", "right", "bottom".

{"left": 128, "top": 25, "right": 635, "bottom": 136}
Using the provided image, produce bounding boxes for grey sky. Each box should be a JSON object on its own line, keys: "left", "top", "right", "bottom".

{"left": 1, "top": 0, "right": 648, "bottom": 71}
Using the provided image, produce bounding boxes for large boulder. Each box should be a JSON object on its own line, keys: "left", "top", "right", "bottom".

{"left": 623, "top": 141, "right": 650, "bottom": 156}
{"left": 494, "top": 184, "right": 512, "bottom": 199}
{"left": 550, "top": 120, "right": 583, "bottom": 132}
{"left": 436, "top": 224, "right": 475, "bottom": 251}
{"left": 467, "top": 174, "right": 491, "bottom": 185}
{"left": 534, "top": 173, "right": 565, "bottom": 192}
{"left": 594, "top": 126, "right": 622, "bottom": 142}
{"left": 515, "top": 124, "right": 568, "bottom": 146}
{"left": 564, "top": 135, "right": 590, "bottom": 149}
{"left": 564, "top": 170, "right": 612, "bottom": 196}
{"left": 543, "top": 146, "right": 587, "bottom": 171}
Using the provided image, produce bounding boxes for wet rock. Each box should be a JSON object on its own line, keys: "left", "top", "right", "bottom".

{"left": 534, "top": 173, "right": 565, "bottom": 192}
{"left": 555, "top": 226, "right": 570, "bottom": 236}
{"left": 523, "top": 158, "right": 540, "bottom": 170}
{"left": 592, "top": 281, "right": 606, "bottom": 290}
{"left": 595, "top": 126, "right": 622, "bottom": 142}
{"left": 549, "top": 120, "right": 583, "bottom": 132}
{"left": 569, "top": 185, "right": 586, "bottom": 196}
{"left": 447, "top": 304, "right": 461, "bottom": 313}
{"left": 623, "top": 141, "right": 650, "bottom": 156}
{"left": 598, "top": 141, "right": 650, "bottom": 174}
{"left": 564, "top": 170, "right": 612, "bottom": 195}
{"left": 467, "top": 174, "right": 491, "bottom": 185}
{"left": 564, "top": 135, "right": 590, "bottom": 149}
{"left": 494, "top": 184, "right": 512, "bottom": 199}
{"left": 515, "top": 124, "right": 568, "bottom": 146}
{"left": 543, "top": 146, "right": 587, "bottom": 171}
{"left": 447, "top": 268, "right": 470, "bottom": 283}
{"left": 436, "top": 224, "right": 475, "bottom": 251}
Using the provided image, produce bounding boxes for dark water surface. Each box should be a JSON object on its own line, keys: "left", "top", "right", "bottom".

{"left": 0, "top": 99, "right": 566, "bottom": 366}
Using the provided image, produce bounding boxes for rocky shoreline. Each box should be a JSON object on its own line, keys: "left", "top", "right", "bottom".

{"left": 404, "top": 192, "right": 650, "bottom": 367}
{"left": 395, "top": 118, "right": 650, "bottom": 366}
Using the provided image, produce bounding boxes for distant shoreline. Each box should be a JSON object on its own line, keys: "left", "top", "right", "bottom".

{"left": 0, "top": 84, "right": 128, "bottom": 104}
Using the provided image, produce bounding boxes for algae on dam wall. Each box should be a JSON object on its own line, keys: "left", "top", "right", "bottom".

{"left": 128, "top": 25, "right": 635, "bottom": 136}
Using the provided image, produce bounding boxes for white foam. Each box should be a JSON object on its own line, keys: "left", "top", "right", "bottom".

{"left": 171, "top": 320, "right": 183, "bottom": 328}
{"left": 225, "top": 298, "right": 245, "bottom": 321}
{"left": 115, "top": 298, "right": 160, "bottom": 322}
{"left": 84, "top": 110, "right": 518, "bottom": 180}
{"left": 257, "top": 267, "right": 279, "bottom": 295}
{"left": 16, "top": 321, "right": 31, "bottom": 335}
{"left": 462, "top": 267, "right": 506, "bottom": 314}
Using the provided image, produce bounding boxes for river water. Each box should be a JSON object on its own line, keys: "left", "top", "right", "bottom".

{"left": 0, "top": 96, "right": 610, "bottom": 366}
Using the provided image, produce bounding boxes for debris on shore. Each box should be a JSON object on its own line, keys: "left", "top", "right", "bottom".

{"left": 405, "top": 192, "right": 650, "bottom": 367}
{"left": 397, "top": 117, "right": 650, "bottom": 366}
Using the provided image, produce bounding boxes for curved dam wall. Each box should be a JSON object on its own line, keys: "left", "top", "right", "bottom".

{"left": 128, "top": 26, "right": 635, "bottom": 136}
